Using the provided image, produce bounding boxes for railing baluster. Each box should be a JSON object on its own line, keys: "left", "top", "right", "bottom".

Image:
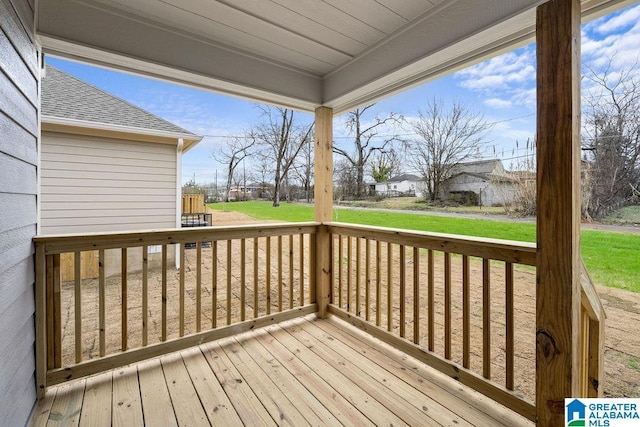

{"left": 376, "top": 241, "right": 381, "bottom": 327}
{"left": 365, "top": 239, "right": 371, "bottom": 322}
{"left": 99, "top": 249, "right": 105, "bottom": 357}
{"left": 309, "top": 233, "right": 316, "bottom": 304}
{"left": 121, "top": 248, "right": 127, "bottom": 352}
{"left": 413, "top": 247, "right": 420, "bottom": 345}
{"left": 142, "top": 246, "right": 148, "bottom": 346}
{"left": 289, "top": 235, "right": 294, "bottom": 309}
{"left": 211, "top": 241, "right": 217, "bottom": 329}
{"left": 399, "top": 244, "right": 406, "bottom": 338}
{"left": 254, "top": 237, "right": 259, "bottom": 318}
{"left": 227, "top": 240, "right": 232, "bottom": 326}
{"left": 266, "top": 237, "right": 271, "bottom": 315}
{"left": 278, "top": 236, "right": 283, "bottom": 312}
{"left": 299, "top": 233, "right": 304, "bottom": 306}
{"left": 444, "top": 252, "right": 451, "bottom": 360}
{"left": 505, "top": 261, "right": 514, "bottom": 390}
{"left": 179, "top": 243, "right": 185, "bottom": 337}
{"left": 162, "top": 245, "right": 167, "bottom": 342}
{"left": 483, "top": 258, "right": 491, "bottom": 379}
{"left": 387, "top": 242, "right": 392, "bottom": 332}
{"left": 462, "top": 254, "right": 470, "bottom": 369}
{"left": 241, "top": 238, "right": 246, "bottom": 321}
{"left": 347, "top": 236, "right": 352, "bottom": 312}
{"left": 46, "top": 254, "right": 62, "bottom": 368}
{"left": 196, "top": 242, "right": 202, "bottom": 332}
{"left": 338, "top": 235, "right": 343, "bottom": 307}
{"left": 74, "top": 251, "right": 82, "bottom": 363}
{"left": 356, "top": 237, "right": 361, "bottom": 316}
{"left": 428, "top": 249, "right": 434, "bottom": 351}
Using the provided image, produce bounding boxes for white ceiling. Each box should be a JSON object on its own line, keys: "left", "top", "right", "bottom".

{"left": 36, "top": 0, "right": 635, "bottom": 113}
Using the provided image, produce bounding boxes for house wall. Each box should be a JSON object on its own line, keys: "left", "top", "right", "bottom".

{"left": 0, "top": 0, "right": 39, "bottom": 425}
{"left": 41, "top": 132, "right": 177, "bottom": 233}
{"left": 41, "top": 132, "right": 178, "bottom": 277}
{"left": 374, "top": 180, "right": 423, "bottom": 197}
{"left": 444, "top": 174, "right": 519, "bottom": 206}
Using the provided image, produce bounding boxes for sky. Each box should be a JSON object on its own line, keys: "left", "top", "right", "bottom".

{"left": 46, "top": 3, "right": 640, "bottom": 185}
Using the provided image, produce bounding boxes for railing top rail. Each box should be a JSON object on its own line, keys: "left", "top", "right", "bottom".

{"left": 326, "top": 221, "right": 537, "bottom": 266}
{"left": 580, "top": 258, "right": 606, "bottom": 322}
{"left": 34, "top": 222, "right": 320, "bottom": 254}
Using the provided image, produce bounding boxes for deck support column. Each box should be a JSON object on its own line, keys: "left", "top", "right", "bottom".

{"left": 536, "top": 0, "right": 582, "bottom": 425}
{"left": 314, "top": 106, "right": 333, "bottom": 318}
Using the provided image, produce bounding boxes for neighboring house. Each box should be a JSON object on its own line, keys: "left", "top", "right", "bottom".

{"left": 442, "top": 159, "right": 519, "bottom": 206}
{"left": 40, "top": 66, "right": 203, "bottom": 278}
{"left": 375, "top": 173, "right": 423, "bottom": 198}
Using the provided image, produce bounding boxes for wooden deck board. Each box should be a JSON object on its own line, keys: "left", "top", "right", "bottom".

{"left": 237, "top": 334, "right": 343, "bottom": 426}
{"left": 160, "top": 352, "right": 210, "bottom": 426}
{"left": 179, "top": 347, "right": 243, "bottom": 426}
{"left": 47, "top": 380, "right": 84, "bottom": 426}
{"left": 138, "top": 358, "right": 178, "bottom": 427}
{"left": 250, "top": 327, "right": 372, "bottom": 427}
{"left": 78, "top": 370, "right": 111, "bottom": 427}
{"left": 266, "top": 323, "right": 410, "bottom": 426}
{"left": 30, "top": 314, "right": 533, "bottom": 427}
{"left": 298, "top": 317, "right": 471, "bottom": 426}
{"left": 112, "top": 365, "right": 143, "bottom": 427}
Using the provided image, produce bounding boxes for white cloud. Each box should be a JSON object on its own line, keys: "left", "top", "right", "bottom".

{"left": 456, "top": 50, "right": 535, "bottom": 91}
{"left": 484, "top": 98, "right": 512, "bottom": 109}
{"left": 593, "top": 4, "right": 640, "bottom": 35}
{"left": 454, "top": 46, "right": 536, "bottom": 111}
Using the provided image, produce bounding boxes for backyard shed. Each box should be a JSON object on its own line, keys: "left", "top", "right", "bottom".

{"left": 40, "top": 66, "right": 202, "bottom": 278}
{"left": 442, "top": 159, "right": 520, "bottom": 206}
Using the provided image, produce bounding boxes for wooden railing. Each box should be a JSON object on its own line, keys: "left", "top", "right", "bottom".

{"left": 580, "top": 258, "right": 605, "bottom": 398}
{"left": 34, "top": 223, "right": 318, "bottom": 396}
{"left": 34, "top": 221, "right": 605, "bottom": 420}
{"left": 326, "top": 222, "right": 538, "bottom": 421}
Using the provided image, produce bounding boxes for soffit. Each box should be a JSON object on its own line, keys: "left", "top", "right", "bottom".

{"left": 36, "top": 0, "right": 636, "bottom": 114}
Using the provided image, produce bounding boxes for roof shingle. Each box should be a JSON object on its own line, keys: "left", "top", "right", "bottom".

{"left": 42, "top": 65, "right": 195, "bottom": 136}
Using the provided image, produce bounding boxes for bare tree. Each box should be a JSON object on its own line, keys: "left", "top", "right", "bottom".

{"left": 406, "top": 99, "right": 492, "bottom": 202}
{"left": 212, "top": 136, "right": 255, "bottom": 202}
{"left": 582, "top": 59, "right": 640, "bottom": 218}
{"left": 253, "top": 106, "right": 313, "bottom": 207}
{"left": 290, "top": 134, "right": 314, "bottom": 202}
{"left": 333, "top": 105, "right": 403, "bottom": 198}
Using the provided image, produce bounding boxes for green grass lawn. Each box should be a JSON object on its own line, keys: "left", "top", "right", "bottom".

{"left": 209, "top": 201, "right": 640, "bottom": 292}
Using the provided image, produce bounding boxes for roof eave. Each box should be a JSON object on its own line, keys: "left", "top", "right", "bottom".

{"left": 42, "top": 115, "right": 203, "bottom": 149}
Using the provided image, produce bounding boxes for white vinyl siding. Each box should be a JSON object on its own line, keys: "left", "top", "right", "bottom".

{"left": 41, "top": 132, "right": 177, "bottom": 234}
{"left": 0, "top": 1, "right": 39, "bottom": 425}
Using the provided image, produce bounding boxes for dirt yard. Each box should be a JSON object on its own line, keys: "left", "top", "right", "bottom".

{"left": 58, "top": 210, "right": 640, "bottom": 403}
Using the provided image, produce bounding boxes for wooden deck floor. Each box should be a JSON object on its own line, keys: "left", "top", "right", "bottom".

{"left": 30, "top": 315, "right": 532, "bottom": 426}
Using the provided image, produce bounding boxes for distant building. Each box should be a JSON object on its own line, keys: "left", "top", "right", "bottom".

{"left": 442, "top": 159, "right": 519, "bottom": 206}
{"left": 374, "top": 173, "right": 423, "bottom": 198}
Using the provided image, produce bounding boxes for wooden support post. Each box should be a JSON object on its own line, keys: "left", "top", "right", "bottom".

{"left": 314, "top": 106, "right": 333, "bottom": 318}
{"left": 536, "top": 0, "right": 582, "bottom": 424}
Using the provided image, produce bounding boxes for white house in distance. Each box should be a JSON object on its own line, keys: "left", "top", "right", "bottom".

{"left": 40, "top": 65, "right": 202, "bottom": 278}
{"left": 374, "top": 173, "right": 424, "bottom": 198}
{"left": 442, "top": 159, "right": 520, "bottom": 206}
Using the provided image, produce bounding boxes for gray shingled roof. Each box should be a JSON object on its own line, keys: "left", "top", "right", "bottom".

{"left": 42, "top": 65, "right": 195, "bottom": 136}
{"left": 387, "top": 173, "right": 421, "bottom": 182}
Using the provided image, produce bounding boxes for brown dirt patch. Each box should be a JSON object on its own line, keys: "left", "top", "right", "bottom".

{"left": 58, "top": 210, "right": 639, "bottom": 402}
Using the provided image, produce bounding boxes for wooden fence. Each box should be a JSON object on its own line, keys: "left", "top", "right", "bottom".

{"left": 182, "top": 193, "right": 205, "bottom": 213}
